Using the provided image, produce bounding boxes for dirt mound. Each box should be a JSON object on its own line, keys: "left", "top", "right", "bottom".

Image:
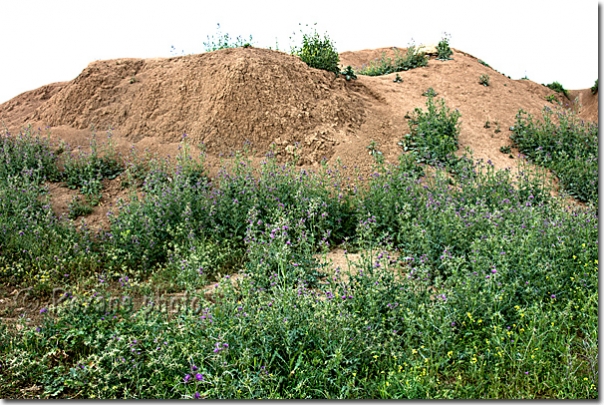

{"left": 339, "top": 47, "right": 404, "bottom": 71}
{"left": 569, "top": 88, "right": 599, "bottom": 123}
{"left": 25, "top": 48, "right": 368, "bottom": 164}
{"left": 0, "top": 82, "right": 67, "bottom": 130}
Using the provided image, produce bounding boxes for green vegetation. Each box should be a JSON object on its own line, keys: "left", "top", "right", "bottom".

{"left": 422, "top": 87, "right": 438, "bottom": 97}
{"left": 545, "top": 94, "right": 558, "bottom": 103}
{"left": 358, "top": 45, "right": 428, "bottom": 76}
{"left": 545, "top": 82, "right": 569, "bottom": 99}
{"left": 0, "top": 29, "right": 599, "bottom": 398}
{"left": 291, "top": 24, "right": 340, "bottom": 75}
{"left": 478, "top": 59, "right": 491, "bottom": 68}
{"left": 62, "top": 130, "right": 123, "bottom": 206}
{"left": 591, "top": 79, "right": 598, "bottom": 95}
{"left": 203, "top": 23, "right": 254, "bottom": 52}
{"left": 435, "top": 33, "right": 453, "bottom": 60}
{"left": 67, "top": 195, "right": 95, "bottom": 219}
{"left": 510, "top": 106, "right": 598, "bottom": 205}
{"left": 479, "top": 74, "right": 490, "bottom": 86}
{"left": 393, "top": 73, "right": 403, "bottom": 83}
{"left": 0, "top": 125, "right": 597, "bottom": 399}
{"left": 341, "top": 65, "right": 357, "bottom": 81}
{"left": 400, "top": 95, "right": 461, "bottom": 166}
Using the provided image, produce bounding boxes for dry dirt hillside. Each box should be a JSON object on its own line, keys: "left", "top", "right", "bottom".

{"left": 0, "top": 45, "right": 598, "bottom": 181}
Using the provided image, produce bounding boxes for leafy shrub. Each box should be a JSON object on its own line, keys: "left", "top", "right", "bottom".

{"left": 340, "top": 65, "right": 357, "bottom": 81}
{"left": 435, "top": 34, "right": 453, "bottom": 60}
{"left": 478, "top": 59, "right": 491, "bottom": 68}
{"left": 203, "top": 23, "right": 254, "bottom": 52}
{"left": 291, "top": 25, "right": 340, "bottom": 75}
{"left": 479, "top": 74, "right": 490, "bottom": 86}
{"left": 510, "top": 107, "right": 598, "bottom": 204}
{"left": 545, "top": 81, "right": 569, "bottom": 99}
{"left": 400, "top": 95, "right": 461, "bottom": 166}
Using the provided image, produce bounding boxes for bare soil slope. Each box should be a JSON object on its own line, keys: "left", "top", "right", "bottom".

{"left": 0, "top": 46, "right": 598, "bottom": 225}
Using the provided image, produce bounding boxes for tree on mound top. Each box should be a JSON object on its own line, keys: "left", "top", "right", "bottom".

{"left": 290, "top": 23, "right": 340, "bottom": 76}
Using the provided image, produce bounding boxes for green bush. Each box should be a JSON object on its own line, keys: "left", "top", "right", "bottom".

{"left": 340, "top": 66, "right": 357, "bottom": 81}
{"left": 479, "top": 74, "right": 490, "bottom": 86}
{"left": 545, "top": 81, "right": 569, "bottom": 99}
{"left": 510, "top": 107, "right": 598, "bottom": 204}
{"left": 400, "top": 95, "right": 461, "bottom": 166}
{"left": 590, "top": 79, "right": 598, "bottom": 95}
{"left": 291, "top": 26, "right": 340, "bottom": 75}
{"left": 435, "top": 34, "right": 453, "bottom": 60}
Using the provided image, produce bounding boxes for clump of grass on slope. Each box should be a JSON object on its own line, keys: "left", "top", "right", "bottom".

{"left": 358, "top": 45, "right": 428, "bottom": 76}
{"left": 510, "top": 106, "right": 598, "bottom": 204}
{"left": 62, "top": 130, "right": 123, "bottom": 205}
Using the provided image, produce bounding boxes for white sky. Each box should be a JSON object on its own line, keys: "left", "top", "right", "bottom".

{"left": 0, "top": 0, "right": 599, "bottom": 104}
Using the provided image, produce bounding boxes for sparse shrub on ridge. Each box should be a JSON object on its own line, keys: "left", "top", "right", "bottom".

{"left": 358, "top": 44, "right": 428, "bottom": 76}
{"left": 290, "top": 24, "right": 340, "bottom": 75}
{"left": 203, "top": 23, "right": 254, "bottom": 52}
{"left": 545, "top": 81, "right": 569, "bottom": 99}
{"left": 590, "top": 79, "right": 598, "bottom": 94}
{"left": 435, "top": 33, "right": 453, "bottom": 60}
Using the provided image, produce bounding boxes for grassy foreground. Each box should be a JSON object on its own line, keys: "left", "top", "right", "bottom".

{"left": 0, "top": 118, "right": 598, "bottom": 398}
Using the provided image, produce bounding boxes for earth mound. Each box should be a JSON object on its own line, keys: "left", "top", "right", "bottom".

{"left": 26, "top": 48, "right": 369, "bottom": 163}
{"left": 1, "top": 45, "right": 598, "bottom": 174}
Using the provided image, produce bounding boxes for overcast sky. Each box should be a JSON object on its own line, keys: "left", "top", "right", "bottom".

{"left": 1, "top": 0, "right": 599, "bottom": 104}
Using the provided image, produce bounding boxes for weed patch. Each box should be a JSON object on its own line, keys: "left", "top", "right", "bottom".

{"left": 510, "top": 107, "right": 598, "bottom": 204}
